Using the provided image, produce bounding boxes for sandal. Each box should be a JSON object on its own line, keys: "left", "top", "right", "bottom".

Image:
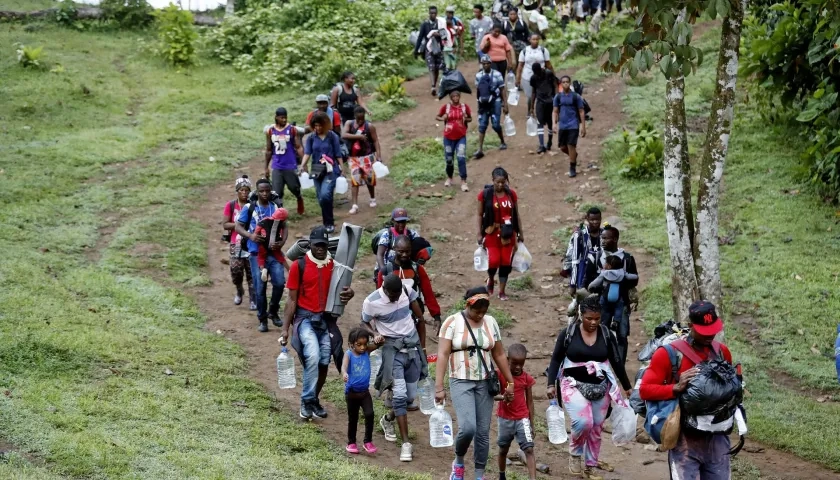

{"left": 349, "top": 204, "right": 359, "bottom": 215}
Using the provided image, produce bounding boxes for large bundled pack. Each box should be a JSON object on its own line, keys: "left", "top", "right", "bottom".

{"left": 438, "top": 70, "right": 472, "bottom": 99}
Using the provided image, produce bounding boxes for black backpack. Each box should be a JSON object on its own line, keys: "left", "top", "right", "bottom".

{"left": 237, "top": 194, "right": 283, "bottom": 250}
{"left": 572, "top": 80, "right": 593, "bottom": 118}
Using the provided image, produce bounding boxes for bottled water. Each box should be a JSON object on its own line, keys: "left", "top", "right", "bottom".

{"left": 299, "top": 171, "right": 314, "bottom": 190}
{"left": 504, "top": 115, "right": 516, "bottom": 137}
{"left": 335, "top": 176, "right": 349, "bottom": 194}
{"left": 372, "top": 161, "right": 390, "bottom": 178}
{"left": 835, "top": 324, "right": 840, "bottom": 385}
{"left": 369, "top": 349, "right": 382, "bottom": 389}
{"left": 418, "top": 378, "right": 436, "bottom": 415}
{"left": 546, "top": 399, "right": 568, "bottom": 444}
{"left": 276, "top": 347, "right": 296, "bottom": 389}
{"left": 474, "top": 247, "right": 489, "bottom": 272}
{"left": 526, "top": 116, "right": 538, "bottom": 137}
{"left": 429, "top": 403, "right": 454, "bottom": 447}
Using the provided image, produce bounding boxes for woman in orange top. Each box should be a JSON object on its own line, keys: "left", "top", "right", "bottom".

{"left": 479, "top": 22, "right": 515, "bottom": 75}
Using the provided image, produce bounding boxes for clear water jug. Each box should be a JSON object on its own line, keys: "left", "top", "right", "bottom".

{"left": 429, "top": 402, "right": 454, "bottom": 447}
{"left": 372, "top": 161, "right": 390, "bottom": 178}
{"left": 474, "top": 246, "right": 489, "bottom": 271}
{"left": 276, "top": 347, "right": 296, "bottom": 389}
{"left": 507, "top": 88, "right": 520, "bottom": 106}
{"left": 369, "top": 349, "right": 382, "bottom": 389}
{"left": 546, "top": 399, "right": 568, "bottom": 444}
{"left": 418, "top": 378, "right": 436, "bottom": 415}
{"left": 526, "top": 116, "right": 538, "bottom": 137}
{"left": 506, "top": 71, "right": 516, "bottom": 90}
{"left": 335, "top": 176, "right": 349, "bottom": 194}
{"left": 504, "top": 115, "right": 516, "bottom": 137}
{"left": 299, "top": 171, "right": 314, "bottom": 190}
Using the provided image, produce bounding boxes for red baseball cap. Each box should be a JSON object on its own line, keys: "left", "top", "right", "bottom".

{"left": 688, "top": 300, "right": 723, "bottom": 336}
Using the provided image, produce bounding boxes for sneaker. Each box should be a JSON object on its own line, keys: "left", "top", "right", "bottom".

{"left": 473, "top": 150, "right": 485, "bottom": 159}
{"left": 269, "top": 312, "right": 283, "bottom": 328}
{"left": 299, "top": 402, "right": 313, "bottom": 420}
{"left": 296, "top": 196, "right": 305, "bottom": 215}
{"left": 249, "top": 301, "right": 257, "bottom": 311}
{"left": 234, "top": 294, "right": 243, "bottom": 305}
{"left": 569, "top": 164, "right": 578, "bottom": 178}
{"left": 444, "top": 178, "right": 452, "bottom": 187}
{"left": 584, "top": 467, "right": 604, "bottom": 480}
{"left": 399, "top": 442, "right": 413, "bottom": 462}
{"left": 499, "top": 143, "right": 507, "bottom": 151}
{"left": 498, "top": 292, "right": 509, "bottom": 301}
{"left": 325, "top": 225, "right": 335, "bottom": 233}
{"left": 486, "top": 277, "right": 495, "bottom": 296}
{"left": 380, "top": 414, "right": 397, "bottom": 442}
{"left": 349, "top": 204, "right": 359, "bottom": 215}
{"left": 369, "top": 199, "right": 377, "bottom": 208}
{"left": 260, "top": 268, "right": 268, "bottom": 282}
{"left": 536, "top": 146, "right": 547, "bottom": 154}
{"left": 432, "top": 88, "right": 437, "bottom": 97}
{"left": 345, "top": 443, "right": 359, "bottom": 454}
{"left": 569, "top": 455, "right": 583, "bottom": 475}
{"left": 460, "top": 182, "right": 469, "bottom": 192}
{"left": 258, "top": 320, "right": 268, "bottom": 333}
{"left": 363, "top": 442, "right": 377, "bottom": 454}
{"left": 311, "top": 400, "right": 328, "bottom": 419}
{"left": 596, "top": 460, "right": 614, "bottom": 472}
{"left": 449, "top": 462, "right": 465, "bottom": 480}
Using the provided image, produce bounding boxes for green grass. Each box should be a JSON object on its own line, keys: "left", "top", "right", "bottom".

{"left": 507, "top": 274, "right": 534, "bottom": 292}
{"left": 602, "top": 25, "right": 840, "bottom": 470}
{"left": 0, "top": 22, "right": 423, "bottom": 479}
{"left": 0, "top": 0, "right": 59, "bottom": 10}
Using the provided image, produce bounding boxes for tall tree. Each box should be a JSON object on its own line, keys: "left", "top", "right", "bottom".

{"left": 226, "top": 0, "right": 235, "bottom": 17}
{"left": 603, "top": 0, "right": 746, "bottom": 323}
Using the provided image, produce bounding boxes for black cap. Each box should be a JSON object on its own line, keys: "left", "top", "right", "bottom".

{"left": 309, "top": 226, "right": 329, "bottom": 246}
{"left": 688, "top": 300, "right": 723, "bottom": 336}
{"left": 275, "top": 107, "right": 287, "bottom": 116}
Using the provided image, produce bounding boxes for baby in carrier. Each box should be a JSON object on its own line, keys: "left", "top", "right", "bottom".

{"left": 588, "top": 254, "right": 638, "bottom": 329}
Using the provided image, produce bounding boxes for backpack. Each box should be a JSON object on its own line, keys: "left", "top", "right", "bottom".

{"left": 237, "top": 196, "right": 283, "bottom": 250}
{"left": 350, "top": 120, "right": 375, "bottom": 156}
{"left": 381, "top": 261, "right": 427, "bottom": 314}
{"left": 572, "top": 80, "right": 593, "bottom": 116}
{"left": 477, "top": 72, "right": 497, "bottom": 106}
{"left": 371, "top": 227, "right": 399, "bottom": 255}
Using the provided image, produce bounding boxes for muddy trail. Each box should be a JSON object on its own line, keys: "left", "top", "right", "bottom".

{"left": 195, "top": 59, "right": 836, "bottom": 479}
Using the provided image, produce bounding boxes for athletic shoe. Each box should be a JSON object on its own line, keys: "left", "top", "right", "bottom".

{"left": 583, "top": 467, "right": 604, "bottom": 480}
{"left": 369, "top": 199, "right": 377, "bottom": 208}
{"left": 499, "top": 143, "right": 507, "bottom": 150}
{"left": 406, "top": 400, "right": 420, "bottom": 412}
{"left": 380, "top": 414, "right": 396, "bottom": 442}
{"left": 473, "top": 150, "right": 485, "bottom": 159}
{"left": 444, "top": 178, "right": 452, "bottom": 187}
{"left": 449, "top": 462, "right": 465, "bottom": 480}
{"left": 486, "top": 278, "right": 495, "bottom": 296}
{"left": 249, "top": 301, "right": 257, "bottom": 311}
{"left": 296, "top": 197, "right": 305, "bottom": 215}
{"left": 233, "top": 295, "right": 243, "bottom": 305}
{"left": 399, "top": 442, "right": 413, "bottom": 462}
{"left": 569, "top": 455, "right": 583, "bottom": 475}
{"left": 269, "top": 312, "right": 283, "bottom": 328}
{"left": 363, "top": 442, "right": 377, "bottom": 454}
{"left": 569, "top": 164, "right": 577, "bottom": 178}
{"left": 461, "top": 183, "right": 469, "bottom": 192}
{"left": 349, "top": 204, "right": 359, "bottom": 215}
{"left": 536, "top": 146, "right": 547, "bottom": 154}
{"left": 345, "top": 443, "right": 359, "bottom": 454}
{"left": 498, "top": 293, "right": 509, "bottom": 301}
{"left": 299, "top": 402, "right": 313, "bottom": 420}
{"left": 325, "top": 225, "right": 335, "bottom": 233}
{"left": 311, "top": 400, "right": 328, "bottom": 419}
{"left": 260, "top": 268, "right": 268, "bottom": 282}
{"left": 257, "top": 320, "right": 268, "bottom": 333}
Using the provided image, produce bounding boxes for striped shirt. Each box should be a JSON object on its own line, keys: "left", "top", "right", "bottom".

{"left": 439, "top": 313, "right": 502, "bottom": 381}
{"left": 361, "top": 287, "right": 418, "bottom": 338}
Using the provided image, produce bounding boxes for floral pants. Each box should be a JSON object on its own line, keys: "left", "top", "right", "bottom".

{"left": 561, "top": 377, "right": 611, "bottom": 467}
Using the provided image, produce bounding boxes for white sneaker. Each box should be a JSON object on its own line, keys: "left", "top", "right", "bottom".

{"left": 349, "top": 204, "right": 359, "bottom": 215}
{"left": 369, "top": 199, "right": 377, "bottom": 208}
{"left": 444, "top": 178, "right": 452, "bottom": 187}
{"left": 380, "top": 414, "right": 397, "bottom": 442}
{"left": 399, "top": 442, "right": 413, "bottom": 462}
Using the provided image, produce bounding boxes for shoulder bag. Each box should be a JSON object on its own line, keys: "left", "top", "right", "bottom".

{"left": 462, "top": 312, "right": 501, "bottom": 396}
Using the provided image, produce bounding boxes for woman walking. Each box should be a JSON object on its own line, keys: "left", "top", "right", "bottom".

{"left": 331, "top": 71, "right": 371, "bottom": 125}
{"left": 436, "top": 91, "right": 472, "bottom": 192}
{"left": 477, "top": 167, "right": 523, "bottom": 301}
{"left": 545, "top": 294, "right": 632, "bottom": 480}
{"left": 435, "top": 286, "right": 516, "bottom": 480}
{"left": 303, "top": 111, "right": 346, "bottom": 233}
{"left": 221, "top": 175, "right": 256, "bottom": 310}
{"left": 516, "top": 33, "right": 552, "bottom": 118}
{"left": 480, "top": 22, "right": 515, "bottom": 75}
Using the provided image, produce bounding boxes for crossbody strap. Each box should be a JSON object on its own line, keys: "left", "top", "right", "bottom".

{"left": 461, "top": 312, "right": 494, "bottom": 377}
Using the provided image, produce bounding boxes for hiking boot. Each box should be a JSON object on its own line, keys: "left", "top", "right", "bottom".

{"left": 234, "top": 294, "right": 243, "bottom": 306}
{"left": 583, "top": 467, "right": 604, "bottom": 480}
{"left": 311, "top": 400, "right": 328, "bottom": 419}
{"left": 296, "top": 196, "right": 305, "bottom": 215}
{"left": 569, "top": 455, "right": 583, "bottom": 475}
{"left": 536, "top": 146, "right": 547, "bottom": 154}
{"left": 258, "top": 320, "right": 268, "bottom": 333}
{"left": 399, "top": 442, "right": 413, "bottom": 462}
{"left": 380, "top": 414, "right": 397, "bottom": 442}
{"left": 299, "top": 402, "right": 313, "bottom": 420}
{"left": 269, "top": 312, "right": 283, "bottom": 328}
{"left": 569, "top": 164, "right": 578, "bottom": 178}
{"left": 473, "top": 150, "right": 485, "bottom": 159}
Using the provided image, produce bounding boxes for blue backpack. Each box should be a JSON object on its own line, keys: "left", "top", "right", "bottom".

{"left": 477, "top": 72, "right": 497, "bottom": 106}
{"left": 606, "top": 282, "right": 620, "bottom": 303}
{"left": 643, "top": 343, "right": 683, "bottom": 444}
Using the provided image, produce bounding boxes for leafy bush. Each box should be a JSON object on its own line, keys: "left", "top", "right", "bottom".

{"left": 376, "top": 76, "right": 408, "bottom": 105}
{"left": 54, "top": 0, "right": 78, "bottom": 27}
{"left": 619, "top": 120, "right": 663, "bottom": 179}
{"left": 99, "top": 0, "right": 154, "bottom": 29}
{"left": 742, "top": 0, "right": 840, "bottom": 201}
{"left": 154, "top": 5, "right": 198, "bottom": 67}
{"left": 15, "top": 44, "right": 45, "bottom": 69}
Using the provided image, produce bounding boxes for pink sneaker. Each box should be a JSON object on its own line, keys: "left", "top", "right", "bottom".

{"left": 346, "top": 443, "right": 359, "bottom": 454}
{"left": 363, "top": 442, "right": 377, "bottom": 454}
{"left": 450, "top": 462, "right": 465, "bottom": 480}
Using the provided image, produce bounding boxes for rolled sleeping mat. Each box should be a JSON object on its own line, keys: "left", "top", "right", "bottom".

{"left": 325, "top": 222, "right": 363, "bottom": 316}
{"left": 285, "top": 237, "right": 340, "bottom": 261}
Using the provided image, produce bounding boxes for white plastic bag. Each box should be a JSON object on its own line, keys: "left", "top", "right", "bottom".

{"left": 511, "top": 242, "right": 532, "bottom": 272}
{"left": 611, "top": 402, "right": 637, "bottom": 446}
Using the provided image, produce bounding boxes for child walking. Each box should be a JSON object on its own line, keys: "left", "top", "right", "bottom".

{"left": 341, "top": 327, "right": 380, "bottom": 455}
{"left": 496, "top": 343, "right": 537, "bottom": 480}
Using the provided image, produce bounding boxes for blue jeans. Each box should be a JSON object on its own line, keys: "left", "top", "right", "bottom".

{"left": 391, "top": 350, "right": 421, "bottom": 417}
{"left": 601, "top": 297, "right": 629, "bottom": 363}
{"left": 249, "top": 254, "right": 285, "bottom": 321}
{"left": 443, "top": 136, "right": 467, "bottom": 180}
{"left": 298, "top": 313, "right": 332, "bottom": 403}
{"left": 312, "top": 168, "right": 339, "bottom": 227}
{"left": 669, "top": 431, "right": 730, "bottom": 480}
{"left": 478, "top": 99, "right": 502, "bottom": 134}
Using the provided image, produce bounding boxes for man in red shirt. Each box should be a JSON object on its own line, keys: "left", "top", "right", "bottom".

{"left": 281, "top": 226, "right": 355, "bottom": 420}
{"left": 496, "top": 343, "right": 536, "bottom": 480}
{"left": 639, "top": 301, "right": 734, "bottom": 480}
{"left": 305, "top": 94, "right": 342, "bottom": 135}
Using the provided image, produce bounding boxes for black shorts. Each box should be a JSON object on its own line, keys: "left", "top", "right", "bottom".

{"left": 535, "top": 100, "right": 553, "bottom": 127}
{"left": 558, "top": 129, "right": 579, "bottom": 147}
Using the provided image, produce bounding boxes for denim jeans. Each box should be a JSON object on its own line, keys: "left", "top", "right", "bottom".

{"left": 478, "top": 98, "right": 502, "bottom": 134}
{"left": 601, "top": 298, "right": 629, "bottom": 364}
{"left": 249, "top": 254, "right": 285, "bottom": 321}
{"left": 669, "top": 431, "right": 730, "bottom": 480}
{"left": 443, "top": 136, "right": 467, "bottom": 180}
{"left": 313, "top": 167, "right": 340, "bottom": 228}
{"left": 298, "top": 313, "right": 332, "bottom": 403}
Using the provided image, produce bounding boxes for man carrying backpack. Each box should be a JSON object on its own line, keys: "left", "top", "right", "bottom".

{"left": 415, "top": 6, "right": 447, "bottom": 97}
{"left": 305, "top": 95, "right": 342, "bottom": 135}
{"left": 552, "top": 75, "right": 586, "bottom": 178}
{"left": 639, "top": 301, "right": 739, "bottom": 480}
{"left": 473, "top": 54, "right": 508, "bottom": 160}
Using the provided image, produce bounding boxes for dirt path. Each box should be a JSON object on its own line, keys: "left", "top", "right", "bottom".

{"left": 195, "top": 60, "right": 837, "bottom": 479}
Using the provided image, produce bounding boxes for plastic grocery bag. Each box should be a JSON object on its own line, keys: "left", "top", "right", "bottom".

{"left": 611, "top": 402, "right": 637, "bottom": 446}
{"left": 511, "top": 242, "right": 532, "bottom": 272}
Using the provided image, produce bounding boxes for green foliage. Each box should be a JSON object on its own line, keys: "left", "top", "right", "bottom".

{"left": 53, "top": 0, "right": 78, "bottom": 27}
{"left": 15, "top": 43, "right": 44, "bottom": 68}
{"left": 619, "top": 119, "right": 664, "bottom": 179}
{"left": 154, "top": 5, "right": 198, "bottom": 67}
{"left": 376, "top": 75, "right": 408, "bottom": 106}
{"left": 99, "top": 0, "right": 154, "bottom": 29}
{"left": 742, "top": 0, "right": 840, "bottom": 201}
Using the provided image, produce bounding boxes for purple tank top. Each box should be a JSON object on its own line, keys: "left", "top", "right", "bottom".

{"left": 269, "top": 125, "right": 297, "bottom": 171}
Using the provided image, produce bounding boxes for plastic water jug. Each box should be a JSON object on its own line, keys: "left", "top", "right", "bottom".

{"left": 504, "top": 115, "right": 516, "bottom": 137}
{"left": 418, "top": 378, "right": 436, "bottom": 415}
{"left": 473, "top": 247, "right": 489, "bottom": 271}
{"left": 507, "top": 88, "right": 520, "bottom": 106}
{"left": 369, "top": 349, "right": 382, "bottom": 389}
{"left": 835, "top": 324, "right": 840, "bottom": 385}
{"left": 429, "top": 402, "right": 454, "bottom": 447}
{"left": 506, "top": 71, "right": 516, "bottom": 91}
{"left": 276, "top": 347, "right": 296, "bottom": 389}
{"left": 299, "top": 171, "right": 314, "bottom": 190}
{"left": 335, "top": 176, "right": 349, "bottom": 194}
{"left": 526, "top": 116, "right": 538, "bottom": 137}
{"left": 372, "top": 161, "right": 390, "bottom": 178}
{"left": 546, "top": 399, "right": 568, "bottom": 444}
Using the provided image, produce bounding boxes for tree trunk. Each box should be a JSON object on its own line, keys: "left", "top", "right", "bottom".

{"left": 225, "top": 0, "right": 235, "bottom": 17}
{"left": 663, "top": 75, "right": 700, "bottom": 323}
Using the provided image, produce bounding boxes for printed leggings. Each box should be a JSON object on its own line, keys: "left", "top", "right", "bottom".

{"left": 561, "top": 377, "right": 611, "bottom": 467}
{"left": 229, "top": 245, "right": 254, "bottom": 300}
